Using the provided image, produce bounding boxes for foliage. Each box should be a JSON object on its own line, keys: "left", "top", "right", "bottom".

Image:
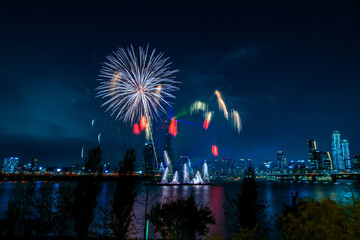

{"left": 84, "top": 145, "right": 103, "bottom": 173}
{"left": 276, "top": 197, "right": 360, "bottom": 240}
{"left": 149, "top": 194, "right": 215, "bottom": 240}
{"left": 225, "top": 166, "right": 269, "bottom": 238}
{"left": 119, "top": 148, "right": 136, "bottom": 174}
{"left": 110, "top": 177, "right": 138, "bottom": 239}
{"left": 90, "top": 201, "right": 113, "bottom": 238}
{"left": 71, "top": 146, "right": 103, "bottom": 237}
{"left": 231, "top": 225, "right": 268, "bottom": 240}
{"left": 110, "top": 149, "right": 138, "bottom": 239}
{"left": 0, "top": 182, "right": 70, "bottom": 237}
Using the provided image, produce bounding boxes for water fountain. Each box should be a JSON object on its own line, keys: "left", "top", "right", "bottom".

{"left": 171, "top": 171, "right": 179, "bottom": 184}
{"left": 161, "top": 167, "right": 169, "bottom": 184}
{"left": 203, "top": 161, "right": 209, "bottom": 183}
{"left": 158, "top": 152, "right": 212, "bottom": 185}
{"left": 183, "top": 163, "right": 190, "bottom": 183}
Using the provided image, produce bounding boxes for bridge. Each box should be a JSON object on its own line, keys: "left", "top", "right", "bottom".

{"left": 264, "top": 172, "right": 360, "bottom": 182}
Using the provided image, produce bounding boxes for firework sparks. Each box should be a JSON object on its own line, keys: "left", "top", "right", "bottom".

{"left": 96, "top": 46, "right": 179, "bottom": 123}
{"left": 190, "top": 101, "right": 208, "bottom": 116}
{"left": 145, "top": 123, "right": 151, "bottom": 140}
{"left": 133, "top": 123, "right": 141, "bottom": 135}
{"left": 91, "top": 119, "right": 96, "bottom": 129}
{"left": 169, "top": 117, "right": 178, "bottom": 137}
{"left": 140, "top": 115, "right": 147, "bottom": 131}
{"left": 81, "top": 145, "right": 85, "bottom": 159}
{"left": 203, "top": 111, "right": 213, "bottom": 130}
{"left": 231, "top": 109, "right": 242, "bottom": 134}
{"left": 212, "top": 145, "right": 218, "bottom": 157}
{"left": 214, "top": 90, "right": 229, "bottom": 119}
{"left": 98, "top": 132, "right": 101, "bottom": 144}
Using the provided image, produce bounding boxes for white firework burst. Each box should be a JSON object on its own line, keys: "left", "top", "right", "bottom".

{"left": 96, "top": 46, "right": 179, "bottom": 123}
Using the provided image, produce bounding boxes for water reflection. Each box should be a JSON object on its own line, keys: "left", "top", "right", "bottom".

{"left": 0, "top": 181, "right": 359, "bottom": 238}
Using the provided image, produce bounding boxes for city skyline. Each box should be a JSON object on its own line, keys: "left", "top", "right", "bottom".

{"left": 1, "top": 2, "right": 360, "bottom": 167}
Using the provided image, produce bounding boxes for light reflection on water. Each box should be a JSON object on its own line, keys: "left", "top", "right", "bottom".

{"left": 0, "top": 180, "right": 359, "bottom": 238}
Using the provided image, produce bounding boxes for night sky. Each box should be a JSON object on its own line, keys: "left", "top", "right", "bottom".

{"left": 1, "top": 1, "right": 360, "bottom": 168}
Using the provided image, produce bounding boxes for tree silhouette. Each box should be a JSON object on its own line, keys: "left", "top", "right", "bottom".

{"left": 149, "top": 194, "right": 215, "bottom": 240}
{"left": 71, "top": 146, "right": 103, "bottom": 238}
{"left": 119, "top": 148, "right": 136, "bottom": 174}
{"left": 111, "top": 148, "right": 138, "bottom": 239}
{"left": 225, "top": 166, "right": 269, "bottom": 238}
{"left": 84, "top": 145, "right": 103, "bottom": 173}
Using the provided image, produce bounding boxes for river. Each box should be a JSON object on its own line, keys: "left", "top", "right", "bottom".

{"left": 0, "top": 180, "right": 358, "bottom": 239}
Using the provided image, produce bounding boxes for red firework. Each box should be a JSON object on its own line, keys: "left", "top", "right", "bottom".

{"left": 212, "top": 145, "right": 218, "bottom": 157}
{"left": 169, "top": 117, "right": 178, "bottom": 137}
{"left": 203, "top": 119, "right": 210, "bottom": 130}
{"left": 140, "top": 115, "right": 147, "bottom": 130}
{"left": 133, "top": 123, "right": 141, "bottom": 135}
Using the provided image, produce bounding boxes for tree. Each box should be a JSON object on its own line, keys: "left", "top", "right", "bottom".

{"left": 225, "top": 166, "right": 269, "bottom": 238}
{"left": 84, "top": 145, "right": 103, "bottom": 173}
{"left": 71, "top": 146, "right": 103, "bottom": 238}
{"left": 1, "top": 182, "right": 71, "bottom": 237}
{"left": 119, "top": 148, "right": 136, "bottom": 174}
{"left": 276, "top": 197, "right": 360, "bottom": 240}
{"left": 149, "top": 194, "right": 215, "bottom": 240}
{"left": 110, "top": 148, "right": 138, "bottom": 239}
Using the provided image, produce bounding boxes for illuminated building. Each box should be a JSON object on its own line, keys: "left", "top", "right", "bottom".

{"left": 341, "top": 139, "right": 351, "bottom": 169}
{"left": 296, "top": 160, "right": 306, "bottom": 169}
{"left": 320, "top": 152, "right": 332, "bottom": 170}
{"left": 307, "top": 139, "right": 320, "bottom": 169}
{"left": 103, "top": 162, "right": 111, "bottom": 173}
{"left": 332, "top": 131, "right": 344, "bottom": 170}
{"left": 307, "top": 139, "right": 332, "bottom": 170}
{"left": 239, "top": 159, "right": 245, "bottom": 169}
{"left": 352, "top": 156, "right": 360, "bottom": 170}
{"left": 262, "top": 161, "right": 273, "bottom": 170}
{"left": 31, "top": 157, "right": 38, "bottom": 171}
{"left": 142, "top": 142, "right": 154, "bottom": 175}
{"left": 307, "top": 139, "right": 317, "bottom": 168}
{"left": 277, "top": 151, "right": 287, "bottom": 169}
{"left": 4, "top": 157, "right": 19, "bottom": 173}
{"left": 246, "top": 158, "right": 252, "bottom": 168}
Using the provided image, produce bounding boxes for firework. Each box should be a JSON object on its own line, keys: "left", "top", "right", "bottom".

{"left": 231, "top": 109, "right": 242, "bottom": 134}
{"left": 214, "top": 90, "right": 229, "bottom": 119}
{"left": 212, "top": 145, "right": 218, "bottom": 157}
{"left": 140, "top": 115, "right": 147, "bottom": 131}
{"left": 98, "top": 132, "right": 101, "bottom": 144}
{"left": 203, "top": 111, "right": 213, "bottom": 130}
{"left": 91, "top": 119, "right": 96, "bottom": 129}
{"left": 133, "top": 123, "right": 141, "bottom": 135}
{"left": 96, "top": 46, "right": 179, "bottom": 123}
{"left": 169, "top": 117, "right": 178, "bottom": 137}
{"left": 190, "top": 101, "right": 208, "bottom": 116}
{"left": 145, "top": 123, "right": 150, "bottom": 140}
{"left": 81, "top": 145, "right": 85, "bottom": 159}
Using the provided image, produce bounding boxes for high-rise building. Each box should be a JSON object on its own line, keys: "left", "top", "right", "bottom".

{"left": 352, "top": 156, "right": 360, "bottom": 170}
{"left": 332, "top": 131, "right": 344, "bottom": 170}
{"left": 307, "top": 139, "right": 320, "bottom": 169}
{"left": 320, "top": 152, "right": 332, "bottom": 170}
{"left": 307, "top": 139, "right": 333, "bottom": 170}
{"left": 142, "top": 142, "right": 154, "bottom": 175}
{"left": 4, "top": 157, "right": 19, "bottom": 173}
{"left": 277, "top": 151, "right": 287, "bottom": 169}
{"left": 239, "top": 159, "right": 245, "bottom": 169}
{"left": 341, "top": 139, "right": 351, "bottom": 169}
